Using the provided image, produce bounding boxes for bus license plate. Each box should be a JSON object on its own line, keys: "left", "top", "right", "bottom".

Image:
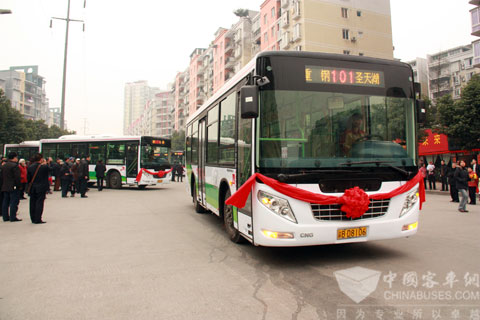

{"left": 157, "top": 179, "right": 163, "bottom": 183}
{"left": 337, "top": 227, "right": 367, "bottom": 240}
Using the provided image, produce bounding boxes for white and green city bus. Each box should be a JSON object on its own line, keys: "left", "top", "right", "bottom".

{"left": 4, "top": 141, "right": 40, "bottom": 161}
{"left": 185, "top": 51, "right": 425, "bottom": 247}
{"left": 40, "top": 135, "right": 172, "bottom": 189}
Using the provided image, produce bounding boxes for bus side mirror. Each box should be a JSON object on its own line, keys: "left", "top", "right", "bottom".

{"left": 416, "top": 100, "right": 426, "bottom": 124}
{"left": 240, "top": 85, "right": 258, "bottom": 119}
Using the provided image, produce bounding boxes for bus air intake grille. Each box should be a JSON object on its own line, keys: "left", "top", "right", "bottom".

{"left": 311, "top": 199, "right": 390, "bottom": 221}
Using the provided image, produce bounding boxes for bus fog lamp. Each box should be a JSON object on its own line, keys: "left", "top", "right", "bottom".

{"left": 400, "top": 188, "right": 418, "bottom": 217}
{"left": 402, "top": 221, "right": 418, "bottom": 231}
{"left": 262, "top": 229, "right": 294, "bottom": 239}
{"left": 258, "top": 190, "right": 297, "bottom": 223}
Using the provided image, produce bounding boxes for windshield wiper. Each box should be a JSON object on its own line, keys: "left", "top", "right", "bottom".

{"left": 339, "top": 160, "right": 411, "bottom": 177}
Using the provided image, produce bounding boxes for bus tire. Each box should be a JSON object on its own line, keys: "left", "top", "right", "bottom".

{"left": 193, "top": 184, "right": 206, "bottom": 214}
{"left": 108, "top": 171, "right": 122, "bottom": 189}
{"left": 138, "top": 185, "right": 146, "bottom": 190}
{"left": 223, "top": 189, "right": 244, "bottom": 243}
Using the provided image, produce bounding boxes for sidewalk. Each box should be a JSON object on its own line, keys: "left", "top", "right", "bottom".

{"left": 424, "top": 181, "right": 452, "bottom": 196}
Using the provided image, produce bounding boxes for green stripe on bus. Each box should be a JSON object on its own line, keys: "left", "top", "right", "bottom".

{"left": 205, "top": 183, "right": 219, "bottom": 209}
{"left": 233, "top": 206, "right": 238, "bottom": 223}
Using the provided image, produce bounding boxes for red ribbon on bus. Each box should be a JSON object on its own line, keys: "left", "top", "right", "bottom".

{"left": 225, "top": 171, "right": 425, "bottom": 218}
{"left": 135, "top": 168, "right": 173, "bottom": 182}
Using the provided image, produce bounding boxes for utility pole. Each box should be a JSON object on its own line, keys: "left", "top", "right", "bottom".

{"left": 50, "top": 0, "right": 86, "bottom": 130}
{"left": 82, "top": 117, "right": 88, "bottom": 135}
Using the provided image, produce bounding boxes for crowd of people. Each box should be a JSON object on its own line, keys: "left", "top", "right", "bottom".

{"left": 420, "top": 158, "right": 479, "bottom": 213}
{"left": 0, "top": 152, "right": 106, "bottom": 224}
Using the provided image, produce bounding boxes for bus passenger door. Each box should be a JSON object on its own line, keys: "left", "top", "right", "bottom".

{"left": 198, "top": 118, "right": 207, "bottom": 206}
{"left": 126, "top": 143, "right": 138, "bottom": 178}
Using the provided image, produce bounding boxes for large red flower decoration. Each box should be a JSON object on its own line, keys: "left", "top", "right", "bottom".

{"left": 339, "top": 187, "right": 370, "bottom": 219}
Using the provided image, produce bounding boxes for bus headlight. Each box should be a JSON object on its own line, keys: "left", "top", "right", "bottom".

{"left": 400, "top": 188, "right": 419, "bottom": 217}
{"left": 258, "top": 190, "right": 297, "bottom": 223}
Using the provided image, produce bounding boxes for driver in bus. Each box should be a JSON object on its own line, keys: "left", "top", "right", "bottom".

{"left": 342, "top": 113, "right": 366, "bottom": 156}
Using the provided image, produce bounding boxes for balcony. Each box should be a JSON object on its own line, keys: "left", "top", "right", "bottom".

{"left": 281, "top": 0, "right": 289, "bottom": 8}
{"left": 429, "top": 72, "right": 451, "bottom": 80}
{"left": 280, "top": 31, "right": 290, "bottom": 49}
{"left": 470, "top": 0, "right": 480, "bottom": 6}
{"left": 292, "top": 1, "right": 301, "bottom": 20}
{"left": 471, "top": 7, "right": 480, "bottom": 36}
{"left": 225, "top": 40, "right": 234, "bottom": 55}
{"left": 428, "top": 58, "right": 449, "bottom": 68}
{"left": 281, "top": 11, "right": 289, "bottom": 28}
{"left": 225, "top": 56, "right": 235, "bottom": 70}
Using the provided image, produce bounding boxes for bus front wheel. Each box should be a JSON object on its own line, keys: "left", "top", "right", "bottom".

{"left": 223, "top": 189, "right": 244, "bottom": 243}
{"left": 108, "top": 171, "right": 122, "bottom": 189}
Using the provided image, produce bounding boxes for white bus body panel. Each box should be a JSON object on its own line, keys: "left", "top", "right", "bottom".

{"left": 251, "top": 181, "right": 420, "bottom": 247}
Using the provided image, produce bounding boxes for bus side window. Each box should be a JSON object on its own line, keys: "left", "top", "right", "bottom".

{"left": 107, "top": 143, "right": 125, "bottom": 165}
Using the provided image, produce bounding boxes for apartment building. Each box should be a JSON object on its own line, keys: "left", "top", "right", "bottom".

{"left": 471, "top": 0, "right": 480, "bottom": 67}
{"left": 279, "top": 0, "right": 393, "bottom": 58}
{"left": 0, "top": 66, "right": 49, "bottom": 122}
{"left": 172, "top": 70, "right": 189, "bottom": 132}
{"left": 152, "top": 91, "right": 173, "bottom": 137}
{"left": 166, "top": 0, "right": 395, "bottom": 133}
{"left": 407, "top": 58, "right": 429, "bottom": 99}
{"left": 124, "top": 81, "right": 156, "bottom": 134}
{"left": 427, "top": 45, "right": 478, "bottom": 101}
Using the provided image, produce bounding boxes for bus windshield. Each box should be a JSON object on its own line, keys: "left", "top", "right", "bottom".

{"left": 141, "top": 144, "right": 170, "bottom": 169}
{"left": 258, "top": 90, "right": 416, "bottom": 171}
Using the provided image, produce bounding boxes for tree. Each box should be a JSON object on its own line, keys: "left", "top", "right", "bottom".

{"left": 171, "top": 130, "right": 185, "bottom": 151}
{"left": 437, "top": 75, "right": 480, "bottom": 150}
{"left": 0, "top": 89, "right": 74, "bottom": 146}
{"left": 233, "top": 9, "right": 250, "bottom": 17}
{"left": 0, "top": 89, "right": 27, "bottom": 145}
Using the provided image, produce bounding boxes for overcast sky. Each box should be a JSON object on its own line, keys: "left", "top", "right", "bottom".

{"left": 0, "top": 0, "right": 475, "bottom": 135}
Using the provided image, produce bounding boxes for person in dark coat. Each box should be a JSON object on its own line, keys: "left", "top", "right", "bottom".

{"left": 60, "top": 158, "right": 73, "bottom": 198}
{"left": 2, "top": 152, "right": 22, "bottom": 222}
{"left": 454, "top": 160, "right": 470, "bottom": 213}
{"left": 176, "top": 164, "right": 184, "bottom": 182}
{"left": 77, "top": 155, "right": 90, "bottom": 198}
{"left": 95, "top": 160, "right": 106, "bottom": 191}
{"left": 71, "top": 159, "right": 80, "bottom": 197}
{"left": 52, "top": 158, "right": 62, "bottom": 191}
{"left": 0, "top": 158, "right": 6, "bottom": 220}
{"left": 27, "top": 153, "right": 50, "bottom": 224}
{"left": 440, "top": 160, "right": 448, "bottom": 192}
{"left": 447, "top": 162, "right": 459, "bottom": 203}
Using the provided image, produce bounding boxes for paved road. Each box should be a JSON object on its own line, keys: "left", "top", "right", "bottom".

{"left": 0, "top": 183, "right": 479, "bottom": 320}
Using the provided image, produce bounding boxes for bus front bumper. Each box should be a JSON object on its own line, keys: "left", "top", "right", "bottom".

{"left": 251, "top": 204, "right": 420, "bottom": 247}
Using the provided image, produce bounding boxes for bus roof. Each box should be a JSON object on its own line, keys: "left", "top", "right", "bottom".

{"left": 41, "top": 135, "right": 151, "bottom": 143}
{"left": 4, "top": 141, "right": 40, "bottom": 147}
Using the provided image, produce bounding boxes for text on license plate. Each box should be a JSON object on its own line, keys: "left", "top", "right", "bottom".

{"left": 157, "top": 179, "right": 163, "bottom": 183}
{"left": 337, "top": 227, "right": 367, "bottom": 240}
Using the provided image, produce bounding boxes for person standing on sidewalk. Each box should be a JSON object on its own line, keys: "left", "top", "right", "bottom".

{"left": 2, "top": 152, "right": 22, "bottom": 222}
{"left": 448, "top": 162, "right": 459, "bottom": 203}
{"left": 52, "top": 158, "right": 62, "bottom": 191}
{"left": 467, "top": 167, "right": 478, "bottom": 205}
{"left": 78, "top": 156, "right": 90, "bottom": 198}
{"left": 95, "top": 159, "right": 106, "bottom": 191}
{"left": 27, "top": 154, "right": 50, "bottom": 224}
{"left": 18, "top": 159, "right": 28, "bottom": 200}
{"left": 60, "top": 159, "right": 73, "bottom": 198}
{"left": 427, "top": 161, "right": 436, "bottom": 190}
{"left": 440, "top": 160, "right": 448, "bottom": 192}
{"left": 454, "top": 160, "right": 469, "bottom": 213}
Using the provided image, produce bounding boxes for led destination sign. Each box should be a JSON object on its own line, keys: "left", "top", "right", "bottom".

{"left": 305, "top": 66, "right": 385, "bottom": 88}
